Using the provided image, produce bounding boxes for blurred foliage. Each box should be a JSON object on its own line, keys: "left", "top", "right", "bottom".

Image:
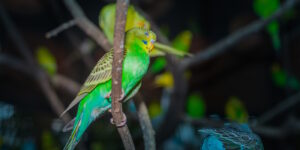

{"left": 271, "top": 63, "right": 300, "bottom": 90}
{"left": 253, "top": 0, "right": 281, "bottom": 51}
{"left": 90, "top": 142, "right": 103, "bottom": 150}
{"left": 150, "top": 57, "right": 167, "bottom": 74}
{"left": 186, "top": 93, "right": 205, "bottom": 118}
{"left": 154, "top": 72, "right": 174, "bottom": 89}
{"left": 149, "top": 101, "right": 162, "bottom": 119}
{"left": 41, "top": 130, "right": 59, "bottom": 150}
{"left": 172, "top": 30, "right": 192, "bottom": 53}
{"left": 35, "top": 46, "right": 57, "bottom": 76}
{"left": 225, "top": 97, "right": 248, "bottom": 123}
{"left": 150, "top": 30, "right": 192, "bottom": 73}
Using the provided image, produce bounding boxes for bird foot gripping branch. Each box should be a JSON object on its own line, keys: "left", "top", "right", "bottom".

{"left": 109, "top": 111, "right": 127, "bottom": 127}
{"left": 105, "top": 89, "right": 125, "bottom": 102}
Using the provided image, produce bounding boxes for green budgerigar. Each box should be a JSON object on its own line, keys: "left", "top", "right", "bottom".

{"left": 99, "top": 3, "right": 190, "bottom": 57}
{"left": 61, "top": 28, "right": 156, "bottom": 150}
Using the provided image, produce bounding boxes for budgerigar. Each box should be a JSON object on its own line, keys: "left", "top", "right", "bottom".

{"left": 199, "top": 123, "right": 264, "bottom": 150}
{"left": 99, "top": 3, "right": 190, "bottom": 57}
{"left": 61, "top": 28, "right": 156, "bottom": 150}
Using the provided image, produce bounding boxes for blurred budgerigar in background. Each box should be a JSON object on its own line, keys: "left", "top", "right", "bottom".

{"left": 199, "top": 123, "right": 264, "bottom": 150}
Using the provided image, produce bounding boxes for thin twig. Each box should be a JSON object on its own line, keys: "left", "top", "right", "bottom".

{"left": 180, "top": 0, "right": 300, "bottom": 69}
{"left": 0, "top": 3, "right": 34, "bottom": 65}
{"left": 52, "top": 74, "right": 81, "bottom": 95}
{"left": 135, "top": 93, "right": 156, "bottom": 150}
{"left": 256, "top": 92, "right": 300, "bottom": 125}
{"left": 183, "top": 115, "right": 300, "bottom": 138}
{"left": 45, "top": 19, "right": 76, "bottom": 38}
{"left": 0, "top": 4, "right": 71, "bottom": 123}
{"left": 0, "top": 54, "right": 35, "bottom": 77}
{"left": 47, "top": 0, "right": 95, "bottom": 69}
{"left": 63, "top": 0, "right": 111, "bottom": 51}
{"left": 110, "top": 0, "right": 135, "bottom": 150}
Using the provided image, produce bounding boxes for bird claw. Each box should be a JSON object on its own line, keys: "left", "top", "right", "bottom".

{"left": 105, "top": 89, "right": 124, "bottom": 102}
{"left": 110, "top": 113, "right": 127, "bottom": 127}
{"left": 105, "top": 92, "right": 111, "bottom": 99}
{"left": 118, "top": 89, "right": 125, "bottom": 102}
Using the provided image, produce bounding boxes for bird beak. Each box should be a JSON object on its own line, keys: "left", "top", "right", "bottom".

{"left": 149, "top": 43, "right": 154, "bottom": 50}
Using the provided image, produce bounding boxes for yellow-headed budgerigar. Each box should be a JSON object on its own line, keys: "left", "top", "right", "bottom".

{"left": 99, "top": 3, "right": 191, "bottom": 57}
{"left": 61, "top": 28, "right": 156, "bottom": 150}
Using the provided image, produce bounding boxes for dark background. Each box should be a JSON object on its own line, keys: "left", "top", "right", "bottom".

{"left": 1, "top": 0, "right": 300, "bottom": 149}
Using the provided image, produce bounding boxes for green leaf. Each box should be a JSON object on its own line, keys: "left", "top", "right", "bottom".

{"left": 225, "top": 97, "right": 248, "bottom": 123}
{"left": 36, "top": 46, "right": 57, "bottom": 76}
{"left": 186, "top": 93, "right": 205, "bottom": 118}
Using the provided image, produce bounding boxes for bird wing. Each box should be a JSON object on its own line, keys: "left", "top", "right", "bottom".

{"left": 60, "top": 50, "right": 114, "bottom": 117}
{"left": 78, "top": 50, "right": 113, "bottom": 95}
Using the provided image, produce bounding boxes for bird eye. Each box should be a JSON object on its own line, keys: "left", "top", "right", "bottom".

{"left": 142, "top": 40, "right": 148, "bottom": 45}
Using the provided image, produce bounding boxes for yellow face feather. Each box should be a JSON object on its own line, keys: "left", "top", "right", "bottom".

{"left": 125, "top": 28, "right": 157, "bottom": 53}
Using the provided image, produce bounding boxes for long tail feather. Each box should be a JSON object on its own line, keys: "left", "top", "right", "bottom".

{"left": 154, "top": 42, "right": 193, "bottom": 57}
{"left": 63, "top": 120, "right": 81, "bottom": 150}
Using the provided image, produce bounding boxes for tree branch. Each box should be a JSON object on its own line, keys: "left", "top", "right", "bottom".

{"left": 183, "top": 115, "right": 300, "bottom": 139}
{"left": 110, "top": 0, "right": 135, "bottom": 149}
{"left": 63, "top": 0, "right": 111, "bottom": 51}
{"left": 180, "top": 0, "right": 300, "bottom": 69}
{"left": 134, "top": 93, "right": 156, "bottom": 150}
{"left": 52, "top": 74, "right": 81, "bottom": 95}
{"left": 256, "top": 92, "right": 300, "bottom": 125}
{"left": 45, "top": 19, "right": 76, "bottom": 39}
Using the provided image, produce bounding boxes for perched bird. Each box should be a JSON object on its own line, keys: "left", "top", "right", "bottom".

{"left": 199, "top": 123, "right": 264, "bottom": 150}
{"left": 225, "top": 97, "right": 249, "bottom": 123}
{"left": 99, "top": 3, "right": 190, "bottom": 57}
{"left": 254, "top": 0, "right": 281, "bottom": 53}
{"left": 61, "top": 28, "right": 156, "bottom": 150}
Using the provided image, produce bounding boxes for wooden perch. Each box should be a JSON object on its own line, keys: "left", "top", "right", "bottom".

{"left": 110, "top": 0, "right": 135, "bottom": 150}
{"left": 135, "top": 94, "right": 156, "bottom": 150}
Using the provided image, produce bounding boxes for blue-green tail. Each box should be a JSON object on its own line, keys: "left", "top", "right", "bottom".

{"left": 63, "top": 116, "right": 82, "bottom": 150}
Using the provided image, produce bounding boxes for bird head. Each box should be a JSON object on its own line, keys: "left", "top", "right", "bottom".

{"left": 126, "top": 28, "right": 156, "bottom": 54}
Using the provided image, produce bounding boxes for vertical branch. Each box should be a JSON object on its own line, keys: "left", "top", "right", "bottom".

{"left": 135, "top": 93, "right": 156, "bottom": 150}
{"left": 111, "top": 0, "right": 135, "bottom": 150}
